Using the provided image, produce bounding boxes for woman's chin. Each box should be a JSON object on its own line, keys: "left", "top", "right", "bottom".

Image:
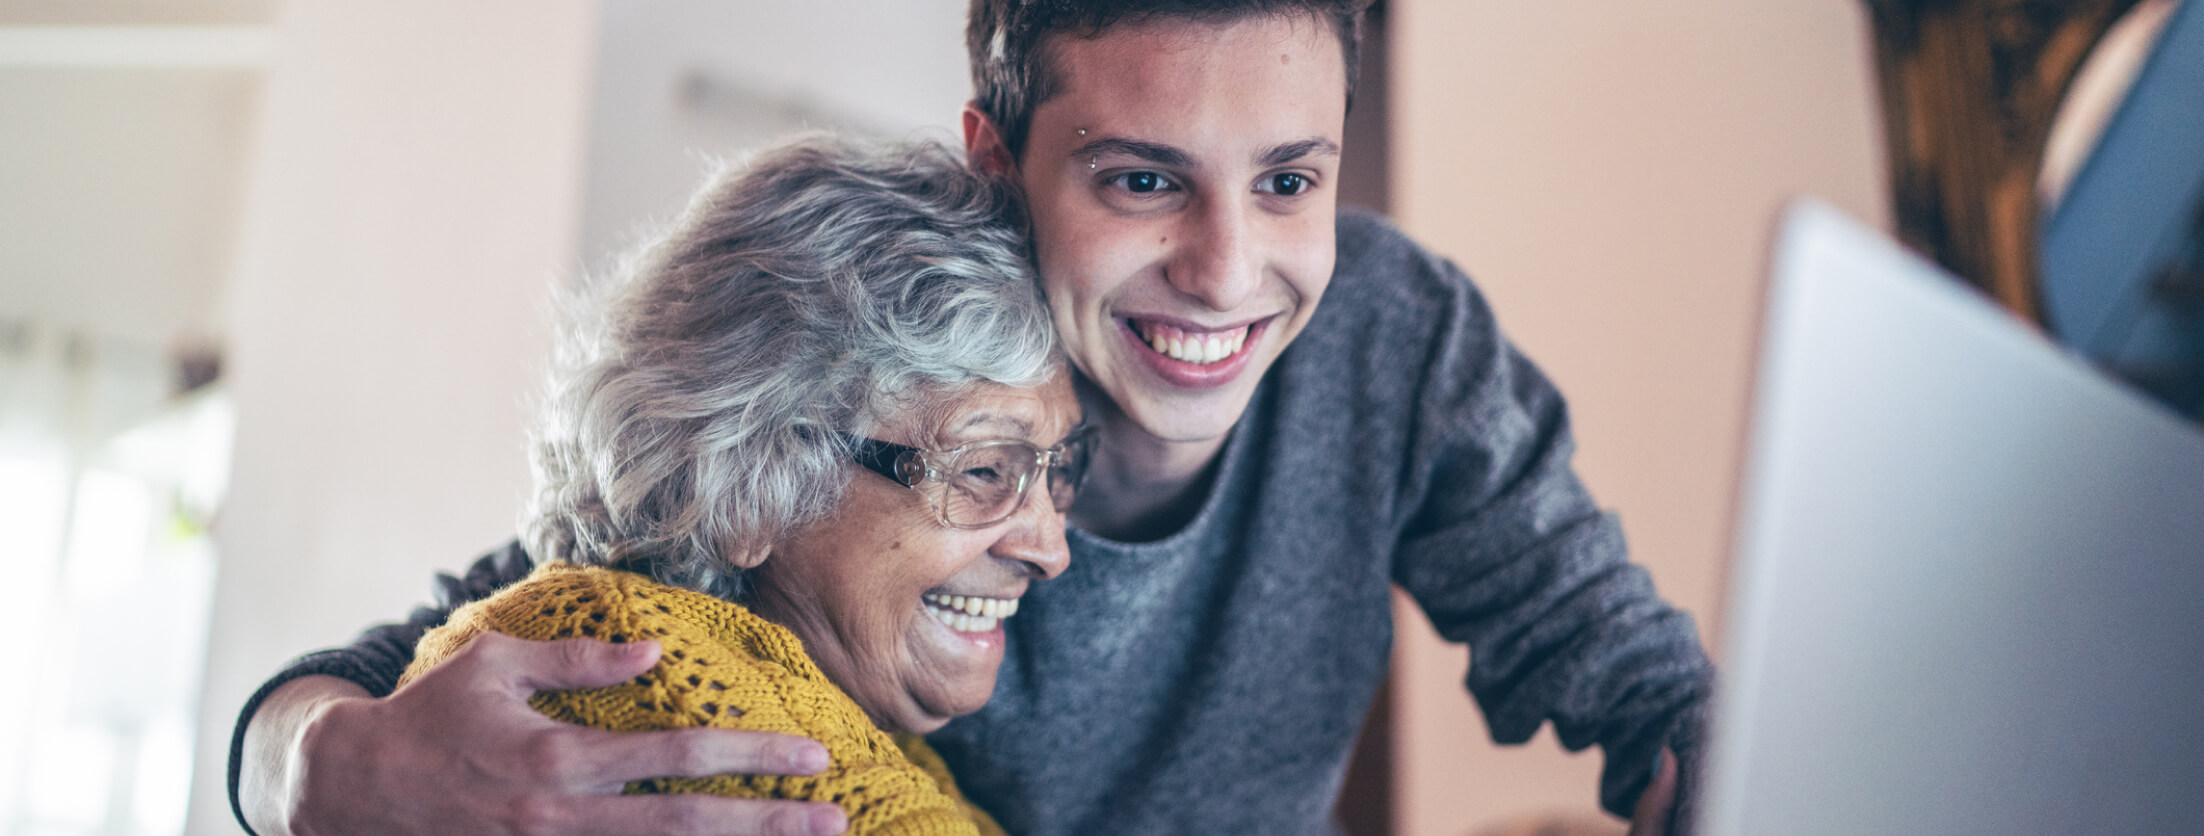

{"left": 896, "top": 659, "right": 1003, "bottom": 733}
{"left": 876, "top": 681, "right": 995, "bottom": 735}
{"left": 884, "top": 712, "right": 952, "bottom": 736}
{"left": 900, "top": 604, "right": 1008, "bottom": 721}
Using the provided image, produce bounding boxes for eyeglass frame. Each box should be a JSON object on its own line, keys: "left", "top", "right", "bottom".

{"left": 840, "top": 425, "right": 1095, "bottom": 530}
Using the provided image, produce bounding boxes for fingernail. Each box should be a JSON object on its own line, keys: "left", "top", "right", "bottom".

{"left": 809, "top": 804, "right": 848, "bottom": 836}
{"left": 791, "top": 741, "right": 830, "bottom": 774}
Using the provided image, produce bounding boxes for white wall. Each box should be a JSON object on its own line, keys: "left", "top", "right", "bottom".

{"left": 185, "top": 2, "right": 596, "bottom": 832}
{"left": 0, "top": 67, "right": 256, "bottom": 346}
{"left": 580, "top": 0, "right": 971, "bottom": 265}
{"left": 1386, "top": 2, "right": 1892, "bottom": 833}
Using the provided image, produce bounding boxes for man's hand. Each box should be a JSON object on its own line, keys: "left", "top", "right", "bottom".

{"left": 1626, "top": 748, "right": 1678, "bottom": 836}
{"left": 239, "top": 633, "right": 849, "bottom": 836}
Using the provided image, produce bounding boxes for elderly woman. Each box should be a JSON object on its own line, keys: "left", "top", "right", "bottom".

{"left": 398, "top": 136, "right": 1084, "bottom": 836}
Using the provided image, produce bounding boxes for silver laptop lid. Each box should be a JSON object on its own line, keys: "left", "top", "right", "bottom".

{"left": 1699, "top": 201, "right": 2204, "bottom": 836}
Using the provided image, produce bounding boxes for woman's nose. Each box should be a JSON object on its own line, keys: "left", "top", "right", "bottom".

{"left": 993, "top": 491, "right": 1071, "bottom": 580}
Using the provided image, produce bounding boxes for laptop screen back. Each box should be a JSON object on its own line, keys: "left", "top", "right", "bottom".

{"left": 1699, "top": 202, "right": 2204, "bottom": 836}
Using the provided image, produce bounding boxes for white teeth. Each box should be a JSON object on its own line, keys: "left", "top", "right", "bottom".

{"left": 923, "top": 593, "right": 1018, "bottom": 631}
{"left": 927, "top": 608, "right": 999, "bottom": 634}
{"left": 1138, "top": 322, "right": 1252, "bottom": 366}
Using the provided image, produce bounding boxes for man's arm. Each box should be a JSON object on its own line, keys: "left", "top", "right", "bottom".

{"left": 229, "top": 542, "right": 848, "bottom": 836}
{"left": 1374, "top": 241, "right": 1712, "bottom": 829}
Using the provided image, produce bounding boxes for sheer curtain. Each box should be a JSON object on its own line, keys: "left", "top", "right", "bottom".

{"left": 0, "top": 320, "right": 230, "bottom": 836}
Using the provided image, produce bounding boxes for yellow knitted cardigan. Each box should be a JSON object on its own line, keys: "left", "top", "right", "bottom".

{"left": 400, "top": 562, "right": 1003, "bottom": 836}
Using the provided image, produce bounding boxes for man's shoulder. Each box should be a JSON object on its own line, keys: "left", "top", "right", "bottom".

{"left": 1334, "top": 206, "right": 1421, "bottom": 272}
{"left": 1319, "top": 206, "right": 1492, "bottom": 335}
{"left": 1263, "top": 207, "right": 1512, "bottom": 428}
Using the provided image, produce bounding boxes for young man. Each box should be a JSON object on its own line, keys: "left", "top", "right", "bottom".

{"left": 233, "top": 3, "right": 1710, "bottom": 835}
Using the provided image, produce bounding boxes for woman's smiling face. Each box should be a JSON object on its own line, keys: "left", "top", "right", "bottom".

{"left": 745, "top": 373, "right": 1080, "bottom": 734}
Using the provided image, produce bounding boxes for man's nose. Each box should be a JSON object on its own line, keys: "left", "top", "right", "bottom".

{"left": 993, "top": 489, "right": 1071, "bottom": 581}
{"left": 1165, "top": 196, "right": 1260, "bottom": 312}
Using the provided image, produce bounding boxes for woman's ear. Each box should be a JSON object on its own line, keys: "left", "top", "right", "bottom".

{"left": 726, "top": 544, "right": 771, "bottom": 570}
{"left": 961, "top": 101, "right": 1017, "bottom": 176}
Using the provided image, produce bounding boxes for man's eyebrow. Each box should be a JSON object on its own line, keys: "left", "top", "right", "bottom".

{"left": 1256, "top": 137, "right": 1341, "bottom": 168}
{"left": 1074, "top": 137, "right": 1193, "bottom": 168}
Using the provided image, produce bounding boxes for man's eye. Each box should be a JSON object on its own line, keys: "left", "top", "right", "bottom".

{"left": 1262, "top": 172, "right": 1310, "bottom": 196}
{"left": 1122, "top": 171, "right": 1165, "bottom": 193}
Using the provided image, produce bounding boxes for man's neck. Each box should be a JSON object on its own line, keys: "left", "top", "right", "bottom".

{"left": 1069, "top": 406, "right": 1229, "bottom": 543}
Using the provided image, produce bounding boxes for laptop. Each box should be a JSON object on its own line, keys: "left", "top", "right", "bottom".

{"left": 1696, "top": 201, "right": 2204, "bottom": 835}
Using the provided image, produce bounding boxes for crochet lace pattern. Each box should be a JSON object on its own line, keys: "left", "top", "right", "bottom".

{"left": 401, "top": 562, "right": 1001, "bottom": 836}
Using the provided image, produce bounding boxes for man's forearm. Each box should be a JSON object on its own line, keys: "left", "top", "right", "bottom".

{"left": 227, "top": 541, "right": 538, "bottom": 832}
{"left": 239, "top": 675, "right": 373, "bottom": 836}
{"left": 226, "top": 630, "right": 849, "bottom": 836}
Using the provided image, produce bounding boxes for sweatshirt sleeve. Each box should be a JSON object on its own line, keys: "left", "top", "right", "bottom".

{"left": 224, "top": 540, "right": 536, "bottom": 834}
{"left": 1369, "top": 225, "right": 1713, "bottom": 826}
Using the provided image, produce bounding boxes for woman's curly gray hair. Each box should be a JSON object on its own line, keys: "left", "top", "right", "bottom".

{"left": 526, "top": 135, "right": 1058, "bottom": 599}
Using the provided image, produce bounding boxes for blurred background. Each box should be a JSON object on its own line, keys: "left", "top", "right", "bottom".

{"left": 0, "top": 1, "right": 2185, "bottom": 834}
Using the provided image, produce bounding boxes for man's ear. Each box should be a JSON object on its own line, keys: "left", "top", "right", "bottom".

{"left": 962, "top": 101, "right": 1017, "bottom": 176}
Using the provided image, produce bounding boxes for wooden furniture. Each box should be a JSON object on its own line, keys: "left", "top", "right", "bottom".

{"left": 1861, "top": 0, "right": 2145, "bottom": 324}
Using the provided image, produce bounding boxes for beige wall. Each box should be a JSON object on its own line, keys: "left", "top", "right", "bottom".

{"left": 1386, "top": 2, "right": 1891, "bottom": 833}
{"left": 184, "top": 2, "right": 596, "bottom": 832}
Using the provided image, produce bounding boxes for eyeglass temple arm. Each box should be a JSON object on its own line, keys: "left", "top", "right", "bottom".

{"left": 846, "top": 435, "right": 921, "bottom": 487}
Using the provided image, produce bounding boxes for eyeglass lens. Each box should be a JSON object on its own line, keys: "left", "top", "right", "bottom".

{"left": 1045, "top": 433, "right": 1089, "bottom": 512}
{"left": 937, "top": 434, "right": 1090, "bottom": 527}
{"left": 940, "top": 444, "right": 1035, "bottom": 526}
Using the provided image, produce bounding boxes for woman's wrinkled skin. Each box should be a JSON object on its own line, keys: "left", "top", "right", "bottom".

{"left": 746, "top": 373, "right": 1081, "bottom": 734}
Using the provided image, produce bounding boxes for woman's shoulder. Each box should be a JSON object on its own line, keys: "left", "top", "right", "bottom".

{"left": 418, "top": 563, "right": 850, "bottom": 733}
{"left": 405, "top": 562, "right": 739, "bottom": 679}
{"left": 404, "top": 562, "right": 982, "bottom": 835}
{"left": 447, "top": 562, "right": 780, "bottom": 649}
{"left": 895, "top": 735, "right": 1008, "bottom": 836}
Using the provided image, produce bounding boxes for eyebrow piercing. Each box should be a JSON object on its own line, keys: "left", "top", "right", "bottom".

{"left": 1090, "top": 155, "right": 1098, "bottom": 170}
{"left": 1078, "top": 129, "right": 1086, "bottom": 136}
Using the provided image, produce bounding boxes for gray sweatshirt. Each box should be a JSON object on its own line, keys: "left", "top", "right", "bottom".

{"left": 228, "top": 209, "right": 1711, "bottom": 835}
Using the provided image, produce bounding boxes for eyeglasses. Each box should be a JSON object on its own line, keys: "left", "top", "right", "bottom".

{"left": 844, "top": 425, "right": 1094, "bottom": 530}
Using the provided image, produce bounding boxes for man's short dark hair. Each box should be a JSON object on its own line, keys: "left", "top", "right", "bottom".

{"left": 967, "top": 0, "right": 1371, "bottom": 160}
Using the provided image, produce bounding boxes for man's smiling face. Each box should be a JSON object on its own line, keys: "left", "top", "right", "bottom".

{"left": 1007, "top": 13, "right": 1347, "bottom": 447}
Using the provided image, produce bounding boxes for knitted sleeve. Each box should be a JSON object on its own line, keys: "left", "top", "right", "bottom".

{"left": 892, "top": 735, "right": 1006, "bottom": 836}
{"left": 224, "top": 540, "right": 535, "bottom": 835}
{"left": 404, "top": 563, "right": 982, "bottom": 836}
